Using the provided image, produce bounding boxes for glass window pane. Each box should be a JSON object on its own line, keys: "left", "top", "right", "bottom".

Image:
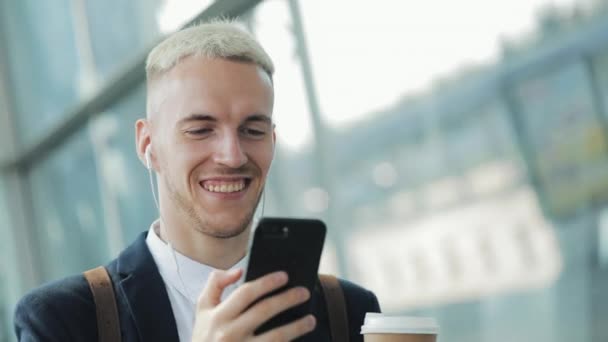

{"left": 0, "top": 0, "right": 206, "bottom": 146}
{"left": 155, "top": 0, "right": 214, "bottom": 34}
{"left": 82, "top": 0, "right": 163, "bottom": 80}
{"left": 0, "top": 177, "right": 11, "bottom": 342}
{"left": 30, "top": 130, "right": 109, "bottom": 281}
{"left": 282, "top": 1, "right": 606, "bottom": 341}
{"left": 593, "top": 48, "right": 608, "bottom": 120}
{"left": 512, "top": 62, "right": 608, "bottom": 216}
{"left": 1, "top": 0, "right": 81, "bottom": 145}
{"left": 90, "top": 85, "right": 157, "bottom": 244}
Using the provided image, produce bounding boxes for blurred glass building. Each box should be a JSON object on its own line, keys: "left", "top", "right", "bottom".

{"left": 2, "top": 0, "right": 608, "bottom": 341}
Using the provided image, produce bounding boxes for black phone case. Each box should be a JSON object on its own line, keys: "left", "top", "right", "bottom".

{"left": 244, "top": 217, "right": 326, "bottom": 335}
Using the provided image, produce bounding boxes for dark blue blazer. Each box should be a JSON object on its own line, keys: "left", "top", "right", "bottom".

{"left": 14, "top": 232, "right": 380, "bottom": 341}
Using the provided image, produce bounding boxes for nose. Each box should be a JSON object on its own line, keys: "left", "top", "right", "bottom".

{"left": 213, "top": 132, "right": 248, "bottom": 168}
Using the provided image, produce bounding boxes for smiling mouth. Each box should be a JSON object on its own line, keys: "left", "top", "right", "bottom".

{"left": 200, "top": 178, "right": 251, "bottom": 193}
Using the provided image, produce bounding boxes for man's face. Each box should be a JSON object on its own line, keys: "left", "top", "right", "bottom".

{"left": 144, "top": 56, "right": 275, "bottom": 239}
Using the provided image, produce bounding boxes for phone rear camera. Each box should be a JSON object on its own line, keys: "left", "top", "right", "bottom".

{"left": 265, "top": 225, "right": 288, "bottom": 239}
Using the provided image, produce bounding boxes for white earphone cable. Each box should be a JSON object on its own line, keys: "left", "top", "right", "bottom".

{"left": 147, "top": 152, "right": 194, "bottom": 303}
{"left": 147, "top": 163, "right": 161, "bottom": 213}
{"left": 167, "top": 242, "right": 196, "bottom": 304}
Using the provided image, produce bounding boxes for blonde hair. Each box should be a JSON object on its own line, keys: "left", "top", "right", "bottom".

{"left": 146, "top": 19, "right": 274, "bottom": 82}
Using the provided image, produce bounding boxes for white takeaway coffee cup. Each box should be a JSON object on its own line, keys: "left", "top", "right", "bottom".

{"left": 361, "top": 313, "right": 439, "bottom": 342}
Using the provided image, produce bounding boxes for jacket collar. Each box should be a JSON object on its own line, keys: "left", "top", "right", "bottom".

{"left": 115, "top": 231, "right": 180, "bottom": 342}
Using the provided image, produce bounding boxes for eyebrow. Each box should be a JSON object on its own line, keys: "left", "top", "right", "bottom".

{"left": 178, "top": 113, "right": 273, "bottom": 125}
{"left": 244, "top": 114, "right": 273, "bottom": 125}
{"left": 178, "top": 114, "right": 216, "bottom": 125}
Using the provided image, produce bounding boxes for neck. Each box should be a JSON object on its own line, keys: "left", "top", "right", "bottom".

{"left": 156, "top": 201, "right": 250, "bottom": 271}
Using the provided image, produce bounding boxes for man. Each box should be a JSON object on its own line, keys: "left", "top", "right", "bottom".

{"left": 14, "top": 20, "right": 380, "bottom": 341}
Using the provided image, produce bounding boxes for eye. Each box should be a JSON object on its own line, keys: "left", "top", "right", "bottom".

{"left": 185, "top": 128, "right": 212, "bottom": 136}
{"left": 240, "top": 127, "right": 267, "bottom": 139}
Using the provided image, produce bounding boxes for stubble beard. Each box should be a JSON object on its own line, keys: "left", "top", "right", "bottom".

{"left": 164, "top": 175, "right": 263, "bottom": 239}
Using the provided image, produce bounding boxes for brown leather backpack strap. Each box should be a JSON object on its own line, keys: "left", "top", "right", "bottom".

{"left": 319, "top": 274, "right": 349, "bottom": 342}
{"left": 84, "top": 266, "right": 121, "bottom": 342}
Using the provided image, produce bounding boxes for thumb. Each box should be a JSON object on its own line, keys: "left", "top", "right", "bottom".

{"left": 197, "top": 268, "right": 243, "bottom": 309}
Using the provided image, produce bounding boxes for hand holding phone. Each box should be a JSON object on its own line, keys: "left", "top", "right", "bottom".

{"left": 192, "top": 269, "right": 316, "bottom": 341}
{"left": 244, "top": 217, "right": 327, "bottom": 335}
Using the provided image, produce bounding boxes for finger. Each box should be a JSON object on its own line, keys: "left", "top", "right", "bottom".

{"left": 197, "top": 268, "right": 243, "bottom": 309}
{"left": 252, "top": 314, "right": 316, "bottom": 342}
{"left": 215, "top": 271, "right": 288, "bottom": 319}
{"left": 235, "top": 286, "right": 310, "bottom": 333}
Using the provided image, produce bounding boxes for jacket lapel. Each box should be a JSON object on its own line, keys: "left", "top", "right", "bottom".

{"left": 115, "top": 232, "right": 180, "bottom": 342}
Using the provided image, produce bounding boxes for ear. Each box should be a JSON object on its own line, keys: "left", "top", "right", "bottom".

{"left": 135, "top": 118, "right": 154, "bottom": 170}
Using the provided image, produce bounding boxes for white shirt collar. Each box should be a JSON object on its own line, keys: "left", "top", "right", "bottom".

{"left": 146, "top": 219, "right": 247, "bottom": 305}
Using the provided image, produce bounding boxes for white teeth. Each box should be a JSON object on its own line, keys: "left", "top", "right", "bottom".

{"left": 203, "top": 180, "right": 246, "bottom": 193}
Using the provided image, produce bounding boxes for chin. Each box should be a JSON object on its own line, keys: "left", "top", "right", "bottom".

{"left": 197, "top": 213, "right": 253, "bottom": 239}
{"left": 205, "top": 224, "right": 250, "bottom": 239}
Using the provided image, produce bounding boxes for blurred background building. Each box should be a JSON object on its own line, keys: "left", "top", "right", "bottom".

{"left": 2, "top": 0, "right": 608, "bottom": 340}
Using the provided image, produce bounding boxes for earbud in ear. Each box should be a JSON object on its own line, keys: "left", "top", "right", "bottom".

{"left": 145, "top": 145, "right": 152, "bottom": 170}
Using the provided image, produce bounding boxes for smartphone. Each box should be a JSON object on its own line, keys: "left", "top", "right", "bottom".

{"left": 244, "top": 217, "right": 326, "bottom": 335}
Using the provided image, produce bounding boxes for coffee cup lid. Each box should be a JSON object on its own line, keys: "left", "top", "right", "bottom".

{"left": 361, "top": 313, "right": 439, "bottom": 335}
